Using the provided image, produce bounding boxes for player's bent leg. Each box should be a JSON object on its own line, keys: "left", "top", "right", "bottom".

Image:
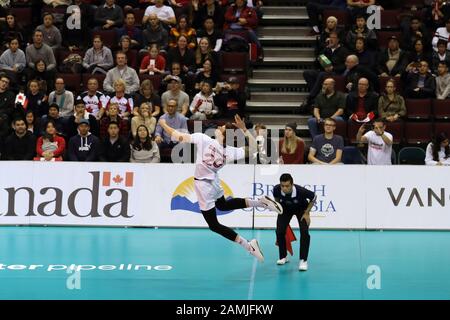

{"left": 215, "top": 196, "right": 247, "bottom": 211}
{"left": 201, "top": 207, "right": 237, "bottom": 241}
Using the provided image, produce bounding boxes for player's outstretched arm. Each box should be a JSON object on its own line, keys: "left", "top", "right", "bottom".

{"left": 232, "top": 115, "right": 257, "bottom": 157}
{"left": 158, "top": 119, "right": 192, "bottom": 143}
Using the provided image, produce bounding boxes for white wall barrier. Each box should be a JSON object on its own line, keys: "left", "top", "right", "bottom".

{"left": 0, "top": 162, "right": 449, "bottom": 230}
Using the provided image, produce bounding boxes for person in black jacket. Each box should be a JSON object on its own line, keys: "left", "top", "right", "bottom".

{"left": 94, "top": 0, "right": 124, "bottom": 30}
{"left": 0, "top": 74, "right": 15, "bottom": 142}
{"left": 215, "top": 76, "right": 245, "bottom": 120}
{"left": 346, "top": 78, "right": 379, "bottom": 122}
{"left": 377, "top": 36, "right": 409, "bottom": 77}
{"left": 2, "top": 118, "right": 36, "bottom": 160}
{"left": 405, "top": 60, "right": 436, "bottom": 99}
{"left": 67, "top": 119, "right": 100, "bottom": 162}
{"left": 303, "top": 32, "right": 350, "bottom": 105}
{"left": 99, "top": 121, "right": 131, "bottom": 162}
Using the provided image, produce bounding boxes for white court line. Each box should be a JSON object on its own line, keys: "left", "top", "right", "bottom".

{"left": 247, "top": 230, "right": 261, "bottom": 300}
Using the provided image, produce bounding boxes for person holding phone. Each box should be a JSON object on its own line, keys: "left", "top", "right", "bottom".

{"left": 356, "top": 118, "right": 393, "bottom": 165}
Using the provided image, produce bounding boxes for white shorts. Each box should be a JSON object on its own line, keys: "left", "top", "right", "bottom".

{"left": 194, "top": 178, "right": 224, "bottom": 211}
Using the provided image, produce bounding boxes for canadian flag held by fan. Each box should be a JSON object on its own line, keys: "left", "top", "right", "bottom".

{"left": 15, "top": 92, "right": 28, "bottom": 110}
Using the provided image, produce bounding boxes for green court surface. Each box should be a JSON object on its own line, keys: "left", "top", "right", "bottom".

{"left": 0, "top": 227, "right": 449, "bottom": 300}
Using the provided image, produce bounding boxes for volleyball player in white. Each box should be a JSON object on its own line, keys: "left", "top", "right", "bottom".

{"left": 158, "top": 115, "right": 282, "bottom": 263}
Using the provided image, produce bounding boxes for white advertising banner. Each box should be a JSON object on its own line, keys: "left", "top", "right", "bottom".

{"left": 253, "top": 165, "right": 367, "bottom": 229}
{"left": 145, "top": 163, "right": 253, "bottom": 228}
{"left": 1, "top": 162, "right": 449, "bottom": 230}
{"left": 366, "top": 166, "right": 450, "bottom": 230}
{"left": 0, "top": 162, "right": 147, "bottom": 226}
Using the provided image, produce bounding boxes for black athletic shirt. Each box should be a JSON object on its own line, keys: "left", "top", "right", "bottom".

{"left": 273, "top": 184, "right": 315, "bottom": 215}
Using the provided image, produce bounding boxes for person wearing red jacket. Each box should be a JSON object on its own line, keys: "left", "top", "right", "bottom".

{"left": 36, "top": 119, "right": 66, "bottom": 161}
{"left": 224, "top": 0, "right": 263, "bottom": 60}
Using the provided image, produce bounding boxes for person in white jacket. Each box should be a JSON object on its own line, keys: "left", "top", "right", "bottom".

{"left": 425, "top": 132, "right": 450, "bottom": 165}
{"left": 432, "top": 17, "right": 450, "bottom": 52}
{"left": 189, "top": 81, "right": 218, "bottom": 120}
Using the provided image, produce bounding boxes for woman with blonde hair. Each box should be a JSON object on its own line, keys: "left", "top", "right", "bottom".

{"left": 195, "top": 37, "right": 218, "bottom": 72}
{"left": 131, "top": 102, "right": 157, "bottom": 138}
{"left": 279, "top": 123, "right": 305, "bottom": 164}
{"left": 105, "top": 78, "right": 133, "bottom": 119}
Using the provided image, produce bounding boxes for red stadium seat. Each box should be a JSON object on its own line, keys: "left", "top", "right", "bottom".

{"left": 380, "top": 10, "right": 401, "bottom": 30}
{"left": 379, "top": 76, "right": 402, "bottom": 95}
{"left": 404, "top": 121, "right": 432, "bottom": 144}
{"left": 377, "top": 31, "right": 402, "bottom": 49}
{"left": 405, "top": 99, "right": 432, "bottom": 119}
{"left": 57, "top": 73, "right": 82, "bottom": 95}
{"left": 10, "top": 7, "right": 32, "bottom": 27}
{"left": 433, "top": 122, "right": 450, "bottom": 137}
{"left": 334, "top": 120, "right": 347, "bottom": 140}
{"left": 221, "top": 52, "right": 248, "bottom": 74}
{"left": 347, "top": 121, "right": 362, "bottom": 144}
{"left": 403, "top": 0, "right": 425, "bottom": 9}
{"left": 139, "top": 74, "right": 162, "bottom": 92}
{"left": 322, "top": 9, "right": 350, "bottom": 27}
{"left": 92, "top": 30, "right": 118, "bottom": 50}
{"left": 133, "top": 8, "right": 145, "bottom": 27}
{"left": 432, "top": 99, "right": 450, "bottom": 120}
{"left": 330, "top": 75, "right": 346, "bottom": 93}
{"left": 385, "top": 120, "right": 404, "bottom": 144}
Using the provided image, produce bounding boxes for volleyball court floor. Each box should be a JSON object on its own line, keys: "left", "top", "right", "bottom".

{"left": 0, "top": 226, "right": 449, "bottom": 300}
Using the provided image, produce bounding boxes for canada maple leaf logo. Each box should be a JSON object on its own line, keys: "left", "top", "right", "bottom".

{"left": 112, "top": 174, "right": 123, "bottom": 184}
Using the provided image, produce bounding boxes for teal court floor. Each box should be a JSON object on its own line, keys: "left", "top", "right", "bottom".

{"left": 0, "top": 226, "right": 449, "bottom": 300}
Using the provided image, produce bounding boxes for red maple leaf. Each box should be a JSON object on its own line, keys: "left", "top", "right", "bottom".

{"left": 112, "top": 174, "right": 123, "bottom": 184}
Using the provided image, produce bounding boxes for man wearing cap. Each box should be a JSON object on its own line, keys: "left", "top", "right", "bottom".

{"left": 67, "top": 118, "right": 101, "bottom": 161}
{"left": 215, "top": 76, "right": 246, "bottom": 119}
{"left": 377, "top": 35, "right": 408, "bottom": 77}
{"left": 66, "top": 100, "right": 100, "bottom": 139}
{"left": 161, "top": 75, "right": 189, "bottom": 117}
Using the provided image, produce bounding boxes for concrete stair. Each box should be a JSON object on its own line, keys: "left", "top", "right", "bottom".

{"left": 259, "top": 27, "right": 316, "bottom": 45}
{"left": 261, "top": 6, "right": 308, "bottom": 25}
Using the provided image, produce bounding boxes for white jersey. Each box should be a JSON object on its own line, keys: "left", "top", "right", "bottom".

{"left": 144, "top": 5, "right": 175, "bottom": 22}
{"left": 364, "top": 130, "right": 393, "bottom": 165}
{"left": 190, "top": 133, "right": 245, "bottom": 180}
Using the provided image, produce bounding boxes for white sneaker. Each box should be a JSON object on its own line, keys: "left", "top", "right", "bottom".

{"left": 276, "top": 256, "right": 289, "bottom": 265}
{"left": 248, "top": 239, "right": 264, "bottom": 263}
{"left": 260, "top": 196, "right": 283, "bottom": 215}
{"left": 299, "top": 259, "right": 308, "bottom": 271}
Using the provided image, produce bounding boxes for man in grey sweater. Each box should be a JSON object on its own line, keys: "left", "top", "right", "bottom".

{"left": 436, "top": 61, "right": 450, "bottom": 100}
{"left": 103, "top": 51, "right": 140, "bottom": 95}
{"left": 0, "top": 38, "right": 26, "bottom": 87}
{"left": 48, "top": 77, "right": 75, "bottom": 118}
{"left": 25, "top": 30, "right": 57, "bottom": 71}
{"left": 35, "top": 13, "right": 62, "bottom": 50}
